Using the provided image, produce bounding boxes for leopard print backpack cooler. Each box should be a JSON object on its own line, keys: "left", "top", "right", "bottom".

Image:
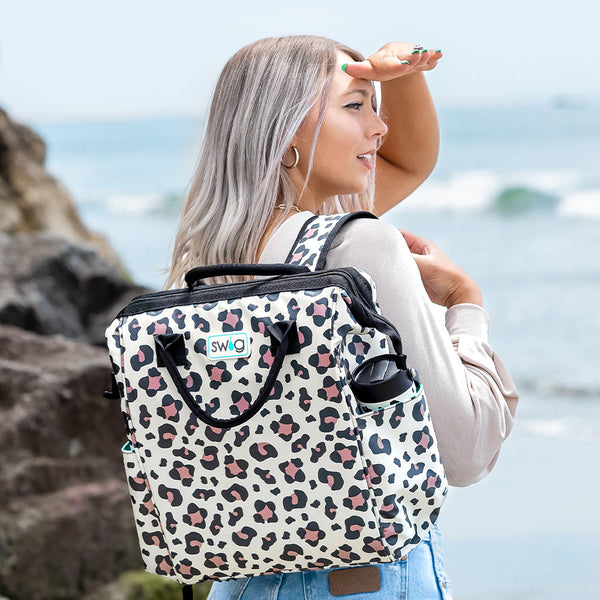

{"left": 104, "top": 210, "right": 448, "bottom": 598}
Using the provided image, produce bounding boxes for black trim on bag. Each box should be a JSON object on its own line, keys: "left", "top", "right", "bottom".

{"left": 314, "top": 211, "right": 378, "bottom": 271}
{"left": 117, "top": 269, "right": 369, "bottom": 317}
{"left": 185, "top": 263, "right": 311, "bottom": 288}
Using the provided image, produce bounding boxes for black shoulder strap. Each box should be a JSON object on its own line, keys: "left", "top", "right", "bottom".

{"left": 284, "top": 211, "right": 378, "bottom": 270}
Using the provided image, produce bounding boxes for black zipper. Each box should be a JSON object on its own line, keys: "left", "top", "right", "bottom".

{"left": 117, "top": 268, "right": 378, "bottom": 318}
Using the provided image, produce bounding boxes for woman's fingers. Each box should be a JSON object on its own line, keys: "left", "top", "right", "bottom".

{"left": 343, "top": 45, "right": 443, "bottom": 81}
{"left": 399, "top": 229, "right": 434, "bottom": 255}
{"left": 343, "top": 58, "right": 410, "bottom": 80}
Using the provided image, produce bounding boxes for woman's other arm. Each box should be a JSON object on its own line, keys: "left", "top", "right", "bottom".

{"left": 326, "top": 219, "right": 519, "bottom": 487}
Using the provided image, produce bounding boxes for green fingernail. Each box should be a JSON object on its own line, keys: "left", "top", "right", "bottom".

{"left": 341, "top": 63, "right": 348, "bottom": 72}
{"left": 411, "top": 49, "right": 420, "bottom": 54}
{"left": 435, "top": 49, "right": 442, "bottom": 53}
{"left": 400, "top": 60, "right": 410, "bottom": 65}
{"left": 420, "top": 49, "right": 428, "bottom": 53}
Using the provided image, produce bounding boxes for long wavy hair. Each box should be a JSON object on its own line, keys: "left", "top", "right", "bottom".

{"left": 165, "top": 35, "right": 377, "bottom": 289}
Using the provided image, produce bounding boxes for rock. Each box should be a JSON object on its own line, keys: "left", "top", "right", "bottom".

{"left": 82, "top": 571, "right": 213, "bottom": 600}
{"left": 0, "top": 325, "right": 142, "bottom": 600}
{"left": 0, "top": 231, "right": 151, "bottom": 346}
{"left": 0, "top": 107, "right": 126, "bottom": 274}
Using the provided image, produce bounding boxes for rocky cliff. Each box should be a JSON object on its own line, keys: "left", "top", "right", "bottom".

{"left": 0, "top": 107, "right": 161, "bottom": 599}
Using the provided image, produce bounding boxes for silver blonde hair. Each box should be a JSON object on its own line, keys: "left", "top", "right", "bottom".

{"left": 166, "top": 35, "right": 376, "bottom": 289}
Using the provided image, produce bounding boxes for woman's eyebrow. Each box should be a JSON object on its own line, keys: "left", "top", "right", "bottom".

{"left": 342, "top": 89, "right": 370, "bottom": 97}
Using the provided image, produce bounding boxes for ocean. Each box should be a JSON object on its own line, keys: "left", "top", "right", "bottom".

{"left": 33, "top": 103, "right": 600, "bottom": 599}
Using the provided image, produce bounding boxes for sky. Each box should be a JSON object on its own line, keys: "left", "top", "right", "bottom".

{"left": 1, "top": 0, "right": 599, "bottom": 122}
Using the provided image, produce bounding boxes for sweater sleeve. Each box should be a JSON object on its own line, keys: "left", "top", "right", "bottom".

{"left": 325, "top": 217, "right": 519, "bottom": 487}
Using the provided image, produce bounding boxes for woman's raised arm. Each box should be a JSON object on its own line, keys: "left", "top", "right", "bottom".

{"left": 343, "top": 42, "right": 442, "bottom": 215}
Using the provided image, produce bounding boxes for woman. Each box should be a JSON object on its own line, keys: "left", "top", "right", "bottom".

{"left": 167, "top": 35, "right": 518, "bottom": 600}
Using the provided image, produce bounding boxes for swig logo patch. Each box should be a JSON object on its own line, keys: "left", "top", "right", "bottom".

{"left": 207, "top": 332, "right": 250, "bottom": 359}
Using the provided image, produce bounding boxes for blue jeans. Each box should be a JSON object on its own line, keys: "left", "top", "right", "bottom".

{"left": 206, "top": 523, "right": 452, "bottom": 600}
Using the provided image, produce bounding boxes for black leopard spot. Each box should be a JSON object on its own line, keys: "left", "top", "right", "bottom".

{"left": 407, "top": 463, "right": 425, "bottom": 478}
{"left": 204, "top": 552, "right": 229, "bottom": 571}
{"left": 296, "top": 521, "right": 325, "bottom": 547}
{"left": 269, "top": 414, "right": 299, "bottom": 440}
{"left": 154, "top": 554, "right": 175, "bottom": 576}
{"left": 173, "top": 446, "right": 196, "bottom": 460}
{"left": 232, "top": 550, "right": 249, "bottom": 569}
{"left": 318, "top": 406, "right": 342, "bottom": 433}
{"left": 199, "top": 445, "right": 219, "bottom": 470}
{"left": 412, "top": 397, "right": 426, "bottom": 421}
{"left": 329, "top": 442, "right": 358, "bottom": 469}
{"left": 183, "top": 504, "right": 208, "bottom": 528}
{"left": 261, "top": 532, "right": 277, "bottom": 551}
{"left": 344, "top": 515, "right": 366, "bottom": 540}
{"left": 158, "top": 484, "right": 183, "bottom": 507}
{"left": 325, "top": 496, "right": 338, "bottom": 521}
{"left": 366, "top": 432, "right": 392, "bottom": 455}
{"left": 192, "top": 487, "right": 216, "bottom": 501}
{"left": 205, "top": 426, "right": 226, "bottom": 442}
{"left": 278, "top": 458, "right": 305, "bottom": 483}
{"left": 381, "top": 521, "right": 404, "bottom": 545}
{"left": 157, "top": 423, "right": 177, "bottom": 448}
{"left": 253, "top": 499, "right": 278, "bottom": 523}
{"left": 141, "top": 530, "right": 166, "bottom": 548}
{"left": 318, "top": 468, "right": 344, "bottom": 491}
{"left": 310, "top": 441, "right": 327, "bottom": 463}
{"left": 184, "top": 531, "right": 204, "bottom": 554}
{"left": 168, "top": 461, "right": 195, "bottom": 486}
{"left": 221, "top": 482, "right": 249, "bottom": 503}
{"left": 249, "top": 441, "right": 278, "bottom": 461}
{"left": 332, "top": 544, "right": 360, "bottom": 563}
{"left": 379, "top": 494, "right": 401, "bottom": 519}
{"left": 233, "top": 424, "right": 250, "bottom": 447}
{"left": 130, "top": 344, "right": 154, "bottom": 370}
{"left": 227, "top": 506, "right": 244, "bottom": 526}
{"left": 282, "top": 489, "right": 307, "bottom": 510}
{"left": 165, "top": 512, "right": 177, "bottom": 533}
{"left": 251, "top": 467, "right": 275, "bottom": 485}
{"left": 231, "top": 526, "right": 257, "bottom": 547}
{"left": 209, "top": 513, "right": 223, "bottom": 536}
{"left": 281, "top": 543, "right": 304, "bottom": 561}
{"left": 224, "top": 455, "right": 249, "bottom": 479}
{"left": 139, "top": 367, "right": 166, "bottom": 397}
{"left": 413, "top": 426, "right": 433, "bottom": 455}
{"left": 343, "top": 485, "right": 370, "bottom": 512}
{"left": 291, "top": 433, "right": 310, "bottom": 453}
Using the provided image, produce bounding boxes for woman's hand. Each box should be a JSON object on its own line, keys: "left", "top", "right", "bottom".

{"left": 400, "top": 229, "right": 484, "bottom": 308}
{"left": 343, "top": 42, "right": 442, "bottom": 82}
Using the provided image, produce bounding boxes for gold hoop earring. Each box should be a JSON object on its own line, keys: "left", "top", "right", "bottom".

{"left": 283, "top": 146, "right": 299, "bottom": 169}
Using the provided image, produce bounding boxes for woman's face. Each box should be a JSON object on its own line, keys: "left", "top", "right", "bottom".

{"left": 289, "top": 51, "right": 388, "bottom": 210}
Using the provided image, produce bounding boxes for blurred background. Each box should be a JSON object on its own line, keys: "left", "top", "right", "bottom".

{"left": 1, "top": 1, "right": 599, "bottom": 599}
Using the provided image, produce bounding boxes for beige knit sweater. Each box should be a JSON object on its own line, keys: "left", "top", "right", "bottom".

{"left": 258, "top": 211, "right": 519, "bottom": 487}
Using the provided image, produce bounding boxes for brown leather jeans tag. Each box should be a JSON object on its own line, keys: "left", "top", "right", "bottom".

{"left": 328, "top": 565, "right": 381, "bottom": 596}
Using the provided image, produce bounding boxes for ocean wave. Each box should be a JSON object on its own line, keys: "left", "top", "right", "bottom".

{"left": 79, "top": 191, "right": 183, "bottom": 216}
{"left": 76, "top": 169, "right": 599, "bottom": 219}
{"left": 399, "top": 169, "right": 600, "bottom": 218}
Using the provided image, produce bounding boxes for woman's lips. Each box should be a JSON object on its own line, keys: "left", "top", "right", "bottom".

{"left": 357, "top": 152, "right": 375, "bottom": 169}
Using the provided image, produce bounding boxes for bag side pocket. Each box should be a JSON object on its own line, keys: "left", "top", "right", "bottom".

{"left": 122, "top": 441, "right": 181, "bottom": 583}
{"left": 355, "top": 386, "right": 448, "bottom": 559}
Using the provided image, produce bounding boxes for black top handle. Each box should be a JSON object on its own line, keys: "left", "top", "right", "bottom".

{"left": 184, "top": 263, "right": 312, "bottom": 288}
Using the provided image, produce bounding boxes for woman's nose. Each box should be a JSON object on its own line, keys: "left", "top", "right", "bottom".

{"left": 370, "top": 112, "right": 388, "bottom": 139}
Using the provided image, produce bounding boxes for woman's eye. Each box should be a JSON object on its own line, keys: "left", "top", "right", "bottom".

{"left": 344, "top": 102, "right": 364, "bottom": 110}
